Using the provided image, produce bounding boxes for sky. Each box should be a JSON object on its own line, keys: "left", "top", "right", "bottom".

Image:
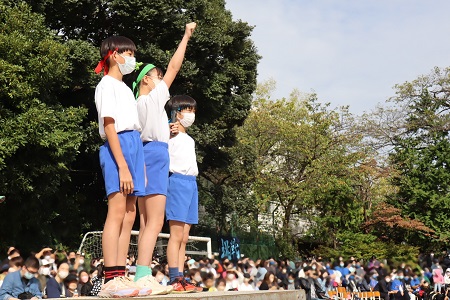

{"left": 225, "top": 0, "right": 450, "bottom": 115}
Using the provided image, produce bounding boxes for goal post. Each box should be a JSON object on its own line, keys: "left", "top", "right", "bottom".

{"left": 78, "top": 230, "right": 212, "bottom": 260}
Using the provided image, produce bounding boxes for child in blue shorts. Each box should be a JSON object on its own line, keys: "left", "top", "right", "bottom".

{"left": 164, "top": 95, "right": 202, "bottom": 293}
{"left": 126, "top": 23, "right": 196, "bottom": 289}
{"left": 94, "top": 36, "right": 146, "bottom": 297}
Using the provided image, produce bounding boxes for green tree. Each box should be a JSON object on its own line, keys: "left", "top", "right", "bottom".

{"left": 233, "top": 81, "right": 367, "bottom": 257}
{"left": 388, "top": 67, "right": 450, "bottom": 248}
{"left": 0, "top": 1, "right": 92, "bottom": 250}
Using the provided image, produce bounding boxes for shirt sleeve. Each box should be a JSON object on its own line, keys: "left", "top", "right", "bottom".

{"left": 0, "top": 273, "right": 14, "bottom": 300}
{"left": 154, "top": 81, "right": 170, "bottom": 109}
{"left": 95, "top": 82, "right": 117, "bottom": 121}
{"left": 29, "top": 279, "right": 42, "bottom": 299}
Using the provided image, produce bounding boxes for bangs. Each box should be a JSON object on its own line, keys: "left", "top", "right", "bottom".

{"left": 171, "top": 95, "right": 197, "bottom": 110}
{"left": 100, "top": 36, "right": 136, "bottom": 58}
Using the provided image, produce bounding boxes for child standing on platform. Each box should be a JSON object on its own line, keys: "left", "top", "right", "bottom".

{"left": 128, "top": 22, "right": 196, "bottom": 294}
{"left": 94, "top": 36, "right": 147, "bottom": 298}
{"left": 164, "top": 95, "right": 202, "bottom": 293}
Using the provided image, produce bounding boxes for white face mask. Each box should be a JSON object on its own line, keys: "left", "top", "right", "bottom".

{"left": 40, "top": 267, "right": 50, "bottom": 276}
{"left": 117, "top": 53, "right": 136, "bottom": 75}
{"left": 44, "top": 255, "right": 51, "bottom": 261}
{"left": 78, "top": 259, "right": 84, "bottom": 265}
{"left": 180, "top": 112, "right": 195, "bottom": 128}
{"left": 58, "top": 271, "right": 69, "bottom": 279}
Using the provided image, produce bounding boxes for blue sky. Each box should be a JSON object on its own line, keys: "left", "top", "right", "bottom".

{"left": 225, "top": 0, "right": 450, "bottom": 114}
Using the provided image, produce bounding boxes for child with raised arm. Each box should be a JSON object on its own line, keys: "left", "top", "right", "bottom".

{"left": 126, "top": 23, "right": 196, "bottom": 295}
{"left": 94, "top": 36, "right": 147, "bottom": 298}
{"left": 164, "top": 95, "right": 202, "bottom": 293}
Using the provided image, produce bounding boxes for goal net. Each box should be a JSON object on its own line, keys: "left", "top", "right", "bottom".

{"left": 78, "top": 230, "right": 212, "bottom": 260}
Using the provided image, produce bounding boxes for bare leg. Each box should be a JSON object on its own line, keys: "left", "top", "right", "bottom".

{"left": 116, "top": 195, "right": 137, "bottom": 266}
{"left": 137, "top": 197, "right": 146, "bottom": 245}
{"left": 136, "top": 194, "right": 166, "bottom": 266}
{"left": 102, "top": 192, "right": 127, "bottom": 267}
{"left": 167, "top": 221, "right": 184, "bottom": 269}
{"left": 178, "top": 223, "right": 191, "bottom": 272}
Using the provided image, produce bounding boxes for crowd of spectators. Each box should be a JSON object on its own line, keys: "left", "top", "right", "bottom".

{"left": 1, "top": 246, "right": 450, "bottom": 299}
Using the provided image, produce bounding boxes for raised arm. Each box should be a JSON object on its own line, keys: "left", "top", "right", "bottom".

{"left": 163, "top": 22, "right": 197, "bottom": 88}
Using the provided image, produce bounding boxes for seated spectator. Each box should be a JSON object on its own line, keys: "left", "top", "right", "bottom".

{"left": 259, "top": 271, "right": 278, "bottom": 290}
{"left": 202, "top": 272, "right": 217, "bottom": 291}
{"left": 216, "top": 278, "right": 227, "bottom": 291}
{"left": 65, "top": 274, "right": 78, "bottom": 297}
{"left": 77, "top": 270, "right": 92, "bottom": 296}
{"left": 238, "top": 273, "right": 254, "bottom": 291}
{"left": 45, "top": 262, "right": 70, "bottom": 298}
{"left": 152, "top": 264, "right": 169, "bottom": 286}
{"left": 0, "top": 264, "right": 9, "bottom": 288}
{"left": 188, "top": 268, "right": 203, "bottom": 287}
{"left": 285, "top": 272, "right": 296, "bottom": 290}
{"left": 0, "top": 256, "right": 42, "bottom": 300}
{"left": 36, "top": 259, "right": 52, "bottom": 293}
{"left": 8, "top": 257, "right": 24, "bottom": 273}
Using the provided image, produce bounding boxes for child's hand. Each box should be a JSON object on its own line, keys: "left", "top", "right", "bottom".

{"left": 170, "top": 121, "right": 180, "bottom": 136}
{"left": 119, "top": 166, "right": 134, "bottom": 195}
{"left": 185, "top": 22, "right": 197, "bottom": 39}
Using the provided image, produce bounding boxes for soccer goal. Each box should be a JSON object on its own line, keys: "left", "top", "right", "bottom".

{"left": 78, "top": 230, "right": 212, "bottom": 260}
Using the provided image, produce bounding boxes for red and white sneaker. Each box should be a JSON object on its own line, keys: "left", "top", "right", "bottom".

{"left": 169, "top": 277, "right": 198, "bottom": 293}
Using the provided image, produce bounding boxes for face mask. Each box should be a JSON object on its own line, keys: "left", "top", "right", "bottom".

{"left": 117, "top": 54, "right": 136, "bottom": 75}
{"left": 312, "top": 266, "right": 317, "bottom": 270}
{"left": 79, "top": 259, "right": 84, "bottom": 265}
{"left": 227, "top": 274, "right": 235, "bottom": 281}
{"left": 69, "top": 258, "right": 75, "bottom": 264}
{"left": 391, "top": 275, "right": 397, "bottom": 280}
{"left": 44, "top": 255, "right": 51, "bottom": 261}
{"left": 303, "top": 263, "right": 308, "bottom": 268}
{"left": 373, "top": 274, "right": 378, "bottom": 278}
{"left": 81, "top": 275, "right": 89, "bottom": 283}
{"left": 356, "top": 265, "right": 361, "bottom": 269}
{"left": 349, "top": 267, "right": 355, "bottom": 273}
{"left": 340, "top": 263, "right": 344, "bottom": 267}
{"left": 40, "top": 267, "right": 50, "bottom": 276}
{"left": 59, "top": 271, "right": 69, "bottom": 279}
{"left": 288, "top": 279, "right": 294, "bottom": 283}
{"left": 180, "top": 112, "right": 195, "bottom": 128}
{"left": 386, "top": 278, "right": 391, "bottom": 283}
{"left": 398, "top": 276, "right": 404, "bottom": 280}
{"left": 194, "top": 275, "right": 202, "bottom": 282}
{"left": 24, "top": 271, "right": 34, "bottom": 280}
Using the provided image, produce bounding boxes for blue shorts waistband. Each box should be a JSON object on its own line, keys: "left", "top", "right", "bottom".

{"left": 169, "top": 173, "right": 197, "bottom": 181}
{"left": 143, "top": 141, "right": 168, "bottom": 148}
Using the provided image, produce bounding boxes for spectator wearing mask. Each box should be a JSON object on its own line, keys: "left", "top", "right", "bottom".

{"left": 36, "top": 259, "right": 52, "bottom": 294}
{"left": 0, "top": 256, "right": 42, "bottom": 300}
{"left": 370, "top": 271, "right": 379, "bottom": 289}
{"left": 374, "top": 274, "right": 392, "bottom": 300}
{"left": 65, "top": 274, "right": 78, "bottom": 297}
{"left": 391, "top": 271, "right": 410, "bottom": 300}
{"left": 45, "top": 262, "right": 70, "bottom": 298}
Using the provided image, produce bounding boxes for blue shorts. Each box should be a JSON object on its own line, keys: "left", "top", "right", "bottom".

{"left": 166, "top": 173, "right": 198, "bottom": 224}
{"left": 99, "top": 130, "right": 145, "bottom": 197}
{"left": 143, "top": 141, "right": 169, "bottom": 196}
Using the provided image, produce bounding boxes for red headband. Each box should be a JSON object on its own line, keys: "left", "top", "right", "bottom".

{"left": 94, "top": 48, "right": 117, "bottom": 75}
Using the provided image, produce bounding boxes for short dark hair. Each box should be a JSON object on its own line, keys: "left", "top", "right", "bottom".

{"left": 24, "top": 256, "right": 40, "bottom": 269}
{"left": 165, "top": 95, "right": 197, "bottom": 118}
{"left": 9, "top": 256, "right": 24, "bottom": 268}
{"left": 99, "top": 36, "right": 136, "bottom": 66}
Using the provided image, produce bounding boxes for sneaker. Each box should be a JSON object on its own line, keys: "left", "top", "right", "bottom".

{"left": 98, "top": 277, "right": 140, "bottom": 298}
{"left": 180, "top": 278, "right": 203, "bottom": 293}
{"left": 135, "top": 275, "right": 173, "bottom": 295}
{"left": 169, "top": 277, "right": 196, "bottom": 293}
{"left": 120, "top": 276, "right": 153, "bottom": 296}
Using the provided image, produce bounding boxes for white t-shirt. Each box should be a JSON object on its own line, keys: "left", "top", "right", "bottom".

{"left": 136, "top": 81, "right": 171, "bottom": 143}
{"left": 95, "top": 75, "right": 141, "bottom": 139}
{"left": 168, "top": 132, "right": 198, "bottom": 176}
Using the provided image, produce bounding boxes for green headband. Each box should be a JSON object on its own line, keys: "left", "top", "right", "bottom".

{"left": 132, "top": 63, "right": 156, "bottom": 98}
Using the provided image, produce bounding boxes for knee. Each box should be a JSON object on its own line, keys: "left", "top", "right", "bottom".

{"left": 181, "top": 233, "right": 190, "bottom": 245}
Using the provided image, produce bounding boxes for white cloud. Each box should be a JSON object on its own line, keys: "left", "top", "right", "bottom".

{"left": 226, "top": 0, "right": 450, "bottom": 114}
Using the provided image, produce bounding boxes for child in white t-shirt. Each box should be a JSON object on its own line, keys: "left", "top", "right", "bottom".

{"left": 164, "top": 95, "right": 202, "bottom": 293}
{"left": 126, "top": 23, "right": 196, "bottom": 290}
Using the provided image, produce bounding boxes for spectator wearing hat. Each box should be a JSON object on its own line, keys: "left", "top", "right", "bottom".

{"left": 0, "top": 256, "right": 42, "bottom": 300}
{"left": 36, "top": 259, "right": 52, "bottom": 294}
